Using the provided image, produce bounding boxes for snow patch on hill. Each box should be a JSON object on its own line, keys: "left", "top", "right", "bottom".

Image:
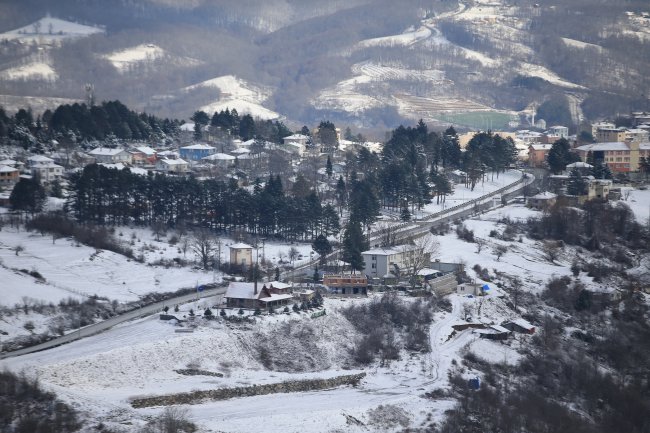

{"left": 0, "top": 16, "right": 103, "bottom": 43}
{"left": 357, "top": 26, "right": 432, "bottom": 48}
{"left": 104, "top": 44, "right": 165, "bottom": 72}
{"left": 517, "top": 62, "right": 586, "bottom": 90}
{"left": 0, "top": 61, "right": 57, "bottom": 81}
{"left": 184, "top": 75, "right": 279, "bottom": 120}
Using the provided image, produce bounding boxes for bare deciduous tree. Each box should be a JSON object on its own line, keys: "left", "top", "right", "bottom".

{"left": 494, "top": 244, "right": 508, "bottom": 261}
{"left": 402, "top": 235, "right": 441, "bottom": 289}
{"left": 475, "top": 238, "right": 486, "bottom": 254}
{"left": 191, "top": 229, "right": 217, "bottom": 269}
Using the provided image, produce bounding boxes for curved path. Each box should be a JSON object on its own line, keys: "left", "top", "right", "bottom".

{"left": 1, "top": 285, "right": 227, "bottom": 359}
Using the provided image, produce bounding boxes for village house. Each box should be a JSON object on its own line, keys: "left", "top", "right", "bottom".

{"left": 224, "top": 282, "right": 293, "bottom": 310}
{"left": 130, "top": 146, "right": 157, "bottom": 166}
{"left": 527, "top": 191, "right": 557, "bottom": 210}
{"left": 179, "top": 144, "right": 216, "bottom": 162}
{"left": 547, "top": 125, "right": 569, "bottom": 139}
{"left": 202, "top": 152, "right": 236, "bottom": 169}
{"left": 155, "top": 158, "right": 188, "bottom": 173}
{"left": 228, "top": 242, "right": 253, "bottom": 269}
{"left": 0, "top": 159, "right": 24, "bottom": 170}
{"left": 417, "top": 269, "right": 457, "bottom": 296}
{"left": 564, "top": 161, "right": 593, "bottom": 176}
{"left": 323, "top": 274, "right": 368, "bottom": 295}
{"left": 475, "top": 325, "right": 511, "bottom": 341}
{"left": 575, "top": 141, "right": 650, "bottom": 173}
{"left": 89, "top": 147, "right": 132, "bottom": 164}
{"left": 0, "top": 165, "right": 20, "bottom": 186}
{"left": 283, "top": 134, "right": 310, "bottom": 147}
{"left": 31, "top": 162, "right": 64, "bottom": 183}
{"left": 362, "top": 244, "right": 424, "bottom": 279}
{"left": 502, "top": 319, "right": 536, "bottom": 334}
{"left": 527, "top": 144, "right": 552, "bottom": 168}
{"left": 27, "top": 154, "right": 55, "bottom": 168}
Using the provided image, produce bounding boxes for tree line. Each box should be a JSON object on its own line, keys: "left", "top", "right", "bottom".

{"left": 67, "top": 164, "right": 340, "bottom": 242}
{"left": 0, "top": 100, "right": 181, "bottom": 149}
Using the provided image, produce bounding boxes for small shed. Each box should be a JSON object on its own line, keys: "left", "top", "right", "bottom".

{"left": 503, "top": 318, "right": 535, "bottom": 334}
{"left": 476, "top": 325, "right": 511, "bottom": 341}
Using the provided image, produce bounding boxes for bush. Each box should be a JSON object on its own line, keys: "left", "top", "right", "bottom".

{"left": 456, "top": 224, "right": 475, "bottom": 243}
{"left": 341, "top": 293, "right": 434, "bottom": 364}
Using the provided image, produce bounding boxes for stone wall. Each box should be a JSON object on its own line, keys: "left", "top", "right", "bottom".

{"left": 131, "top": 373, "right": 366, "bottom": 408}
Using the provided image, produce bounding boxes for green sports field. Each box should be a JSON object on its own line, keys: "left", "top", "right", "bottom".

{"left": 436, "top": 111, "right": 516, "bottom": 130}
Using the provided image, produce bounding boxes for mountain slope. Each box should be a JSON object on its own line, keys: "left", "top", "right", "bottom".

{"left": 0, "top": 0, "right": 647, "bottom": 128}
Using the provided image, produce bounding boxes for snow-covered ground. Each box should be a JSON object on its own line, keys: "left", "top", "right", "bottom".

{"left": 0, "top": 61, "right": 57, "bottom": 81}
{"left": 3, "top": 289, "right": 523, "bottom": 432}
{"left": 2, "top": 173, "right": 646, "bottom": 430}
{"left": 182, "top": 75, "right": 280, "bottom": 120}
{"left": 104, "top": 44, "right": 165, "bottom": 72}
{"left": 624, "top": 188, "right": 650, "bottom": 226}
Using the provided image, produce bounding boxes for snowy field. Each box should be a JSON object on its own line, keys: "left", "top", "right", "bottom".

{"left": 3, "top": 289, "right": 525, "bottom": 433}
{"left": 1, "top": 199, "right": 576, "bottom": 432}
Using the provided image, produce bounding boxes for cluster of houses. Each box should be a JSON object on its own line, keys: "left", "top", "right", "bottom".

{"left": 526, "top": 115, "right": 650, "bottom": 175}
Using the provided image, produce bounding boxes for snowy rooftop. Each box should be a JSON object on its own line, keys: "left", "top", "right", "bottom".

{"left": 530, "top": 191, "right": 557, "bottom": 200}
{"left": 134, "top": 146, "right": 156, "bottom": 155}
{"left": 89, "top": 147, "right": 127, "bottom": 156}
{"left": 181, "top": 144, "right": 215, "bottom": 150}
{"left": 0, "top": 165, "right": 18, "bottom": 173}
{"left": 229, "top": 242, "right": 253, "bottom": 249}
{"left": 203, "top": 153, "right": 235, "bottom": 161}
{"left": 529, "top": 144, "right": 552, "bottom": 150}
{"left": 566, "top": 161, "right": 593, "bottom": 168}
{"left": 508, "top": 318, "right": 535, "bottom": 330}
{"left": 575, "top": 142, "right": 629, "bottom": 152}
{"left": 363, "top": 244, "right": 414, "bottom": 256}
{"left": 159, "top": 158, "right": 188, "bottom": 165}
{"left": 283, "top": 134, "right": 309, "bottom": 141}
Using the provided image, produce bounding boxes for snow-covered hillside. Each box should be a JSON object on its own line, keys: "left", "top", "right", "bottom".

{"left": 184, "top": 75, "right": 280, "bottom": 120}
{"left": 3, "top": 192, "right": 648, "bottom": 431}
{"left": 0, "top": 16, "right": 103, "bottom": 43}
{"left": 0, "top": 61, "right": 57, "bottom": 81}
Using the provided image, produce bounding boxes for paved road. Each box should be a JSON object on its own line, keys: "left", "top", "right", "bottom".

{"left": 287, "top": 171, "right": 534, "bottom": 279}
{"left": 1, "top": 286, "right": 227, "bottom": 359}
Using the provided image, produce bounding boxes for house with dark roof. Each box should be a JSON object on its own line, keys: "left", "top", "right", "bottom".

{"left": 224, "top": 282, "right": 293, "bottom": 310}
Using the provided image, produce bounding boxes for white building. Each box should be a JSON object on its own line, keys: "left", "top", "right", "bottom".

{"left": 31, "top": 162, "right": 64, "bottom": 183}
{"left": 155, "top": 158, "right": 189, "bottom": 173}
{"left": 547, "top": 125, "right": 569, "bottom": 139}
{"left": 89, "top": 147, "right": 132, "bottom": 164}
{"left": 362, "top": 245, "right": 422, "bottom": 279}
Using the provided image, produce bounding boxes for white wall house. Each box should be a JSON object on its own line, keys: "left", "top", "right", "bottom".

{"left": 89, "top": 147, "right": 132, "bottom": 164}
{"left": 31, "top": 163, "right": 64, "bottom": 183}
{"left": 155, "top": 158, "right": 188, "bottom": 173}
{"left": 362, "top": 245, "right": 420, "bottom": 278}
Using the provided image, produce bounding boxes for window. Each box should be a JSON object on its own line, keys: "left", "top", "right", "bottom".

{"left": 371, "top": 255, "right": 377, "bottom": 260}
{"left": 371, "top": 263, "right": 376, "bottom": 269}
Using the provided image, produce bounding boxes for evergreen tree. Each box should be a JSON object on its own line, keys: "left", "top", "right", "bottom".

{"left": 567, "top": 168, "right": 588, "bottom": 196}
{"left": 400, "top": 205, "right": 411, "bottom": 221}
{"left": 312, "top": 234, "right": 332, "bottom": 263}
{"left": 10, "top": 177, "right": 45, "bottom": 214}
{"left": 326, "top": 155, "right": 333, "bottom": 178}
{"left": 342, "top": 219, "right": 368, "bottom": 272}
{"left": 317, "top": 121, "right": 338, "bottom": 148}
{"left": 547, "top": 138, "right": 579, "bottom": 174}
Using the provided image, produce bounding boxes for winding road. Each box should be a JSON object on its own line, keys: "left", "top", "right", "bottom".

{"left": 0, "top": 285, "right": 227, "bottom": 359}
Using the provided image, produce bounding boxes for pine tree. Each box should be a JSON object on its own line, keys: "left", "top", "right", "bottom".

{"left": 326, "top": 155, "right": 333, "bottom": 178}
{"left": 400, "top": 205, "right": 411, "bottom": 221}
{"left": 342, "top": 219, "right": 368, "bottom": 272}
{"left": 567, "top": 168, "right": 588, "bottom": 196}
